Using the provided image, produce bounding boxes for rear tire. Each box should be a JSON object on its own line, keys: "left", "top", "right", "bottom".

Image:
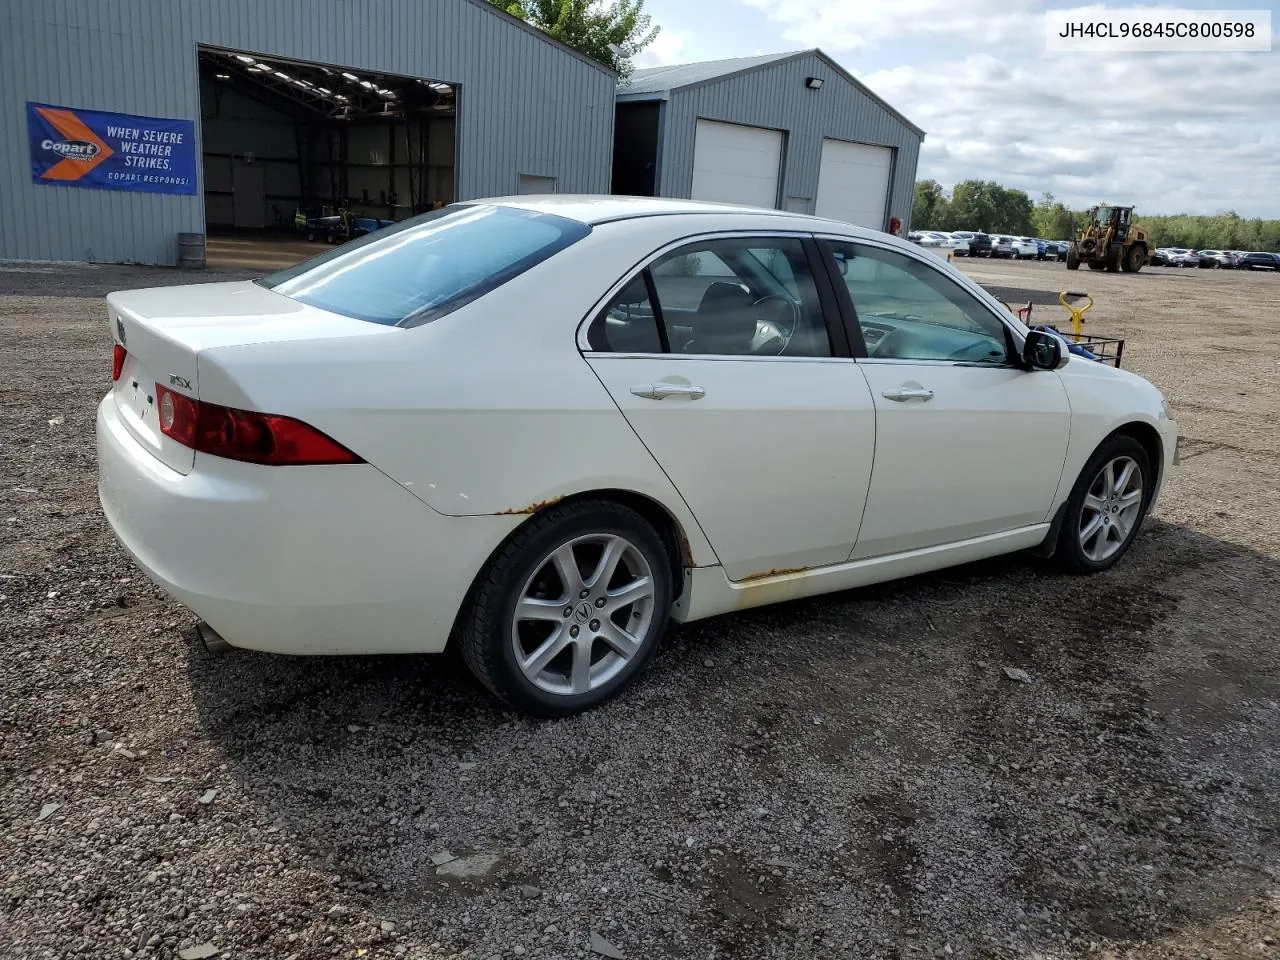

{"left": 1122, "top": 245, "right": 1146, "bottom": 273}
{"left": 458, "top": 500, "right": 673, "bottom": 717}
{"left": 1066, "top": 247, "right": 1080, "bottom": 270}
{"left": 1053, "top": 435, "right": 1152, "bottom": 574}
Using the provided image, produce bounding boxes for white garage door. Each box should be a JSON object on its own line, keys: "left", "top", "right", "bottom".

{"left": 690, "top": 120, "right": 782, "bottom": 209}
{"left": 815, "top": 139, "right": 893, "bottom": 229}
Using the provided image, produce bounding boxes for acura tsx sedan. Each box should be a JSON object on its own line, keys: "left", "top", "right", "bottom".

{"left": 97, "top": 196, "right": 1178, "bottom": 716}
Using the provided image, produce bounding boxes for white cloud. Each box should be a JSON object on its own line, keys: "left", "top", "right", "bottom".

{"left": 735, "top": 1, "right": 1280, "bottom": 215}
{"left": 862, "top": 51, "right": 1280, "bottom": 215}
{"left": 737, "top": 0, "right": 1041, "bottom": 49}
{"left": 634, "top": 27, "right": 689, "bottom": 68}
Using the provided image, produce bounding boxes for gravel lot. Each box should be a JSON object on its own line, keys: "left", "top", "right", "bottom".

{"left": 2, "top": 257, "right": 1279, "bottom": 960}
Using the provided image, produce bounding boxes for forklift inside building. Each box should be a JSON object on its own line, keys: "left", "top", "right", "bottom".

{"left": 197, "top": 46, "right": 456, "bottom": 268}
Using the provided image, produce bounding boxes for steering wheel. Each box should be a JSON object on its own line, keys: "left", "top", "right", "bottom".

{"left": 874, "top": 326, "right": 909, "bottom": 359}
{"left": 748, "top": 294, "right": 801, "bottom": 355}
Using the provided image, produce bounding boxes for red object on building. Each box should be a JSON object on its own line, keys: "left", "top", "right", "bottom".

{"left": 888, "top": 217, "right": 902, "bottom": 236}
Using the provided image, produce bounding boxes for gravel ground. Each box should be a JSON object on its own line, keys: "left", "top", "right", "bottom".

{"left": 2, "top": 258, "right": 1279, "bottom": 960}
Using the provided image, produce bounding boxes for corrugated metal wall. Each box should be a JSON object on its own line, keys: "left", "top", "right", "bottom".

{"left": 0, "top": 0, "right": 615, "bottom": 265}
{"left": 655, "top": 53, "right": 922, "bottom": 231}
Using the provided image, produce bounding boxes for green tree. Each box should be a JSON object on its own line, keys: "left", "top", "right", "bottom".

{"left": 912, "top": 179, "right": 949, "bottom": 229}
{"left": 947, "top": 180, "right": 1034, "bottom": 235}
{"left": 916, "top": 179, "right": 1280, "bottom": 251}
{"left": 1032, "top": 192, "right": 1076, "bottom": 241}
{"left": 489, "top": 0, "right": 659, "bottom": 79}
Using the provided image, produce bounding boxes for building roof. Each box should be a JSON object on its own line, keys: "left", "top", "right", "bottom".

{"left": 623, "top": 52, "right": 801, "bottom": 96}
{"left": 618, "top": 48, "right": 924, "bottom": 139}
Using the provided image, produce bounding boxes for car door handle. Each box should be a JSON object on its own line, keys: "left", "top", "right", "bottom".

{"left": 630, "top": 383, "right": 706, "bottom": 400}
{"left": 882, "top": 386, "right": 934, "bottom": 402}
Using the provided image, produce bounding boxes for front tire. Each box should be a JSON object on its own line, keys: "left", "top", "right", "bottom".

{"left": 1053, "top": 435, "right": 1152, "bottom": 574}
{"left": 458, "top": 500, "right": 673, "bottom": 716}
{"left": 1066, "top": 247, "right": 1080, "bottom": 270}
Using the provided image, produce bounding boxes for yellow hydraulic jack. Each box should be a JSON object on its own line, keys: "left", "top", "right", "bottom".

{"left": 1059, "top": 290, "right": 1094, "bottom": 339}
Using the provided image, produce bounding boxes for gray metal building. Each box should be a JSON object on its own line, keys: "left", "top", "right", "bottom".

{"left": 1, "top": 0, "right": 616, "bottom": 266}
{"left": 613, "top": 50, "right": 924, "bottom": 232}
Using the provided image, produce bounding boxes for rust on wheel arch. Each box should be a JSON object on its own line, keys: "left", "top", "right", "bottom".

{"left": 493, "top": 496, "right": 565, "bottom": 517}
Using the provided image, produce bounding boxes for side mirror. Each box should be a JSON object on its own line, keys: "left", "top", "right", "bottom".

{"left": 1023, "top": 329, "right": 1069, "bottom": 370}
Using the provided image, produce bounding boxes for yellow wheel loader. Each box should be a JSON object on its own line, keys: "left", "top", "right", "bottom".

{"left": 1065, "top": 205, "right": 1150, "bottom": 273}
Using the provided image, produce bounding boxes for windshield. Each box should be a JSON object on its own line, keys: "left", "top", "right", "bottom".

{"left": 1095, "top": 206, "right": 1113, "bottom": 221}
{"left": 261, "top": 204, "right": 591, "bottom": 326}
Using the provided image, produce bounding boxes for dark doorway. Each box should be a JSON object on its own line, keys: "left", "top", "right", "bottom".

{"left": 197, "top": 46, "right": 457, "bottom": 244}
{"left": 612, "top": 102, "right": 660, "bottom": 197}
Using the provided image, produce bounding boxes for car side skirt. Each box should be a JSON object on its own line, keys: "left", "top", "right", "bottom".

{"left": 672, "top": 524, "right": 1050, "bottom": 622}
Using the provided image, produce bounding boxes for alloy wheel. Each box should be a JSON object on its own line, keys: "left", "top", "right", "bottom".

{"left": 1078, "top": 456, "right": 1144, "bottom": 562}
{"left": 511, "top": 534, "right": 656, "bottom": 696}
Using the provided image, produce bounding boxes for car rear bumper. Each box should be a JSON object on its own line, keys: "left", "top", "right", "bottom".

{"left": 97, "top": 395, "right": 520, "bottom": 655}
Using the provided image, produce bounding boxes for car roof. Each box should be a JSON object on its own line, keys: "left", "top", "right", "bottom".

{"left": 464, "top": 194, "right": 885, "bottom": 235}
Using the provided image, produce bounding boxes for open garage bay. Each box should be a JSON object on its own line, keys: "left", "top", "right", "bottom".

{"left": 2, "top": 260, "right": 1278, "bottom": 959}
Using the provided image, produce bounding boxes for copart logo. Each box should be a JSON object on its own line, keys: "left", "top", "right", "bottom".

{"left": 41, "top": 138, "right": 101, "bottom": 161}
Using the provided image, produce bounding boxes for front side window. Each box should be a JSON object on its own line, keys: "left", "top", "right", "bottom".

{"left": 588, "top": 237, "right": 832, "bottom": 358}
{"left": 825, "top": 241, "right": 1010, "bottom": 364}
{"left": 261, "top": 204, "right": 591, "bottom": 326}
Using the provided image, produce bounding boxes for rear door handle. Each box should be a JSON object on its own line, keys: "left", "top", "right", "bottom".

{"left": 630, "top": 383, "right": 706, "bottom": 400}
{"left": 882, "top": 386, "right": 934, "bottom": 402}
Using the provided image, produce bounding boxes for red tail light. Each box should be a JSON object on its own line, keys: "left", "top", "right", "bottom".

{"left": 154, "top": 385, "right": 362, "bottom": 466}
{"left": 112, "top": 343, "right": 127, "bottom": 381}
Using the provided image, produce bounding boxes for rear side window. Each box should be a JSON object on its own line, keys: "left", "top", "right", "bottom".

{"left": 261, "top": 204, "right": 591, "bottom": 327}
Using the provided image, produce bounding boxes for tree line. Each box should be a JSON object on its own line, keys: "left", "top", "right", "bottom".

{"left": 913, "top": 179, "right": 1280, "bottom": 252}
{"left": 487, "top": 0, "right": 658, "bottom": 79}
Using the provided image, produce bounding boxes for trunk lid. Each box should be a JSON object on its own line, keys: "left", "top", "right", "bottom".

{"left": 108, "top": 280, "right": 396, "bottom": 475}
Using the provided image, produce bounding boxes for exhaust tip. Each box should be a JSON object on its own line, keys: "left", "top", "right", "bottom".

{"left": 196, "top": 621, "right": 233, "bottom": 657}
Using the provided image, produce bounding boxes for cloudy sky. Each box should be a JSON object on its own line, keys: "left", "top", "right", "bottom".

{"left": 633, "top": 1, "right": 1280, "bottom": 217}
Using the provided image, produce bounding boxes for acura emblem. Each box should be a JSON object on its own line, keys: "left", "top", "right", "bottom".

{"left": 116, "top": 317, "right": 126, "bottom": 347}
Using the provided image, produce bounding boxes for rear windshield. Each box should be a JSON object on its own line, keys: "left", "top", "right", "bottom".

{"left": 260, "top": 204, "right": 591, "bottom": 326}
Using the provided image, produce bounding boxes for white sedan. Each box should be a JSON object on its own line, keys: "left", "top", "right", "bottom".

{"left": 97, "top": 196, "right": 1178, "bottom": 716}
{"left": 1012, "top": 237, "right": 1040, "bottom": 259}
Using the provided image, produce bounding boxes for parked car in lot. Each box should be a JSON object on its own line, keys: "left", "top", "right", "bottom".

{"left": 1163, "top": 248, "right": 1197, "bottom": 267}
{"left": 1054, "top": 241, "right": 1070, "bottom": 261}
{"left": 991, "top": 235, "right": 1016, "bottom": 258}
{"left": 908, "top": 231, "right": 960, "bottom": 263}
{"left": 909, "top": 231, "right": 953, "bottom": 249}
{"left": 1012, "top": 237, "right": 1039, "bottom": 260}
{"left": 1150, "top": 248, "right": 1172, "bottom": 266}
{"left": 1237, "top": 251, "right": 1280, "bottom": 270}
{"left": 938, "top": 232, "right": 971, "bottom": 256}
{"left": 1195, "top": 250, "right": 1232, "bottom": 268}
{"left": 951, "top": 230, "right": 992, "bottom": 257}
{"left": 96, "top": 196, "right": 1179, "bottom": 715}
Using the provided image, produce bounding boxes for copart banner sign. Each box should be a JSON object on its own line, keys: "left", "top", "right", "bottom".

{"left": 27, "top": 102, "right": 197, "bottom": 196}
